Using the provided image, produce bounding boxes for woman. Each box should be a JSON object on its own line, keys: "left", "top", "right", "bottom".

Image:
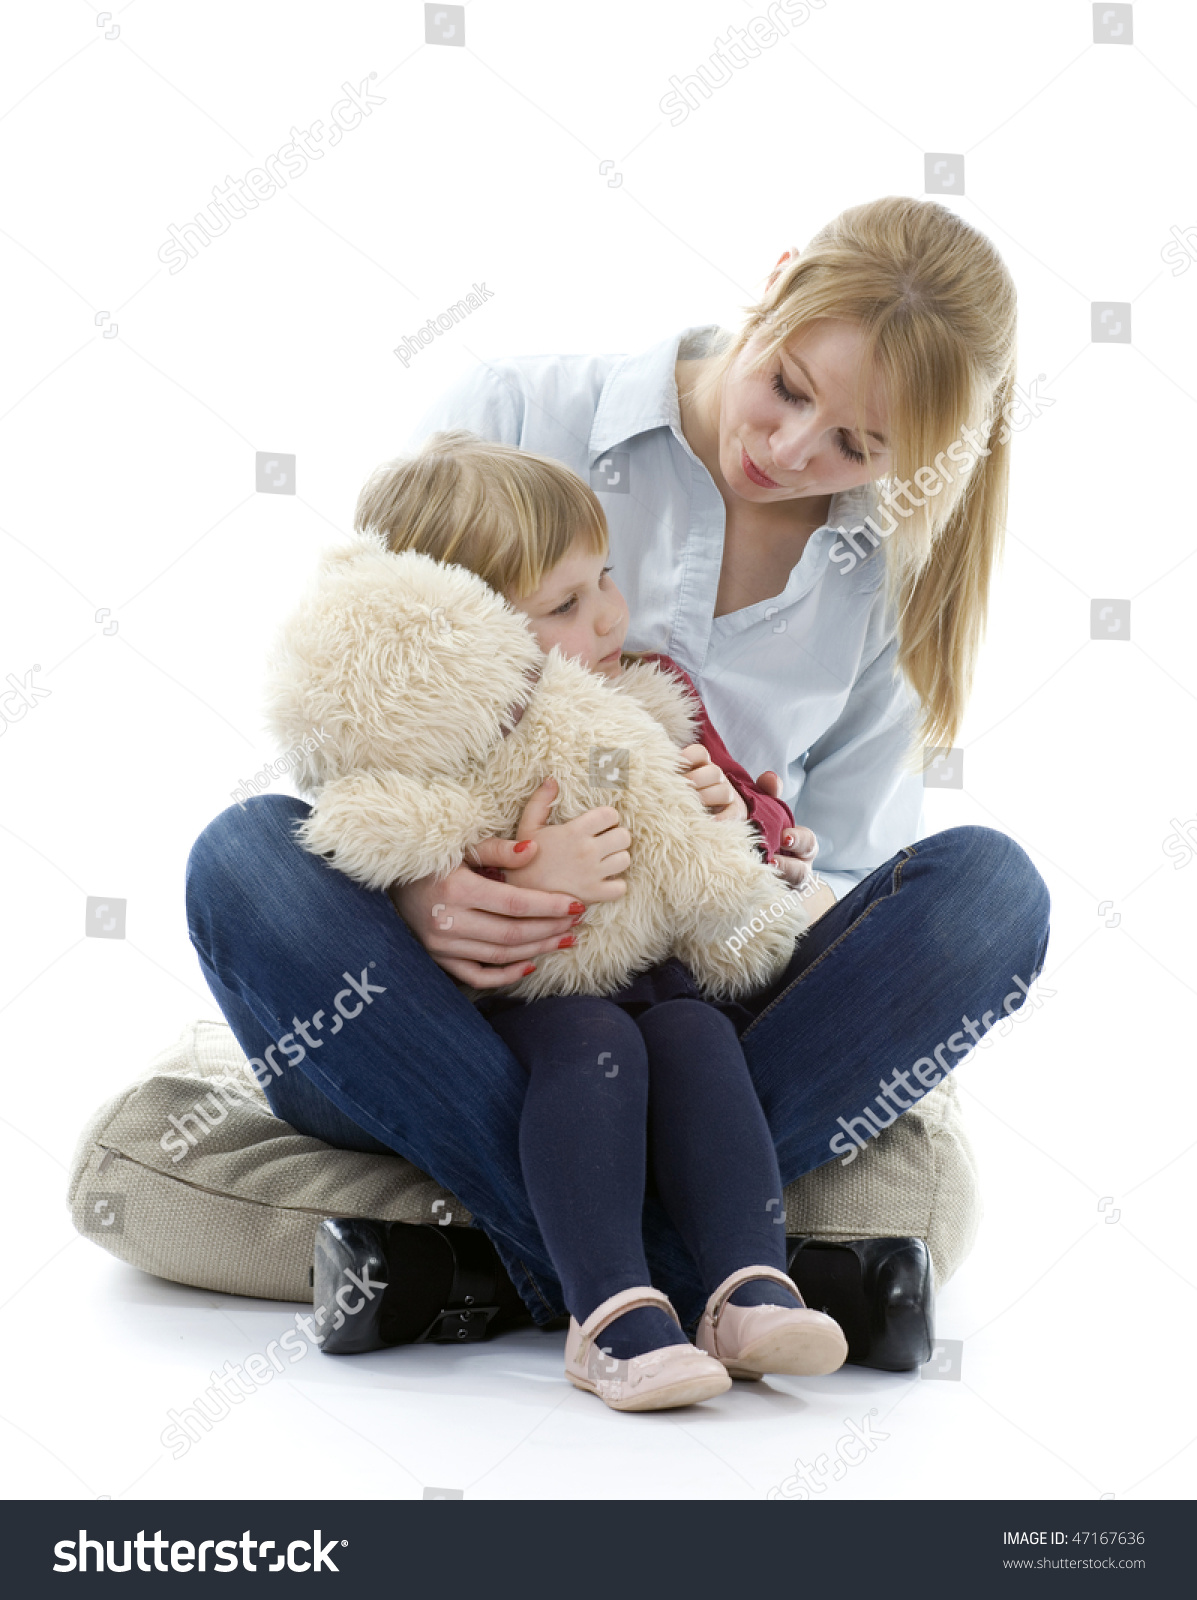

{"left": 186, "top": 196, "right": 1050, "bottom": 1357}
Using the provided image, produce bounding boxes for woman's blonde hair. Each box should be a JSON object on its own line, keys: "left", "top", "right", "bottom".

{"left": 354, "top": 429, "right": 609, "bottom": 601}
{"left": 691, "top": 196, "right": 1017, "bottom": 759}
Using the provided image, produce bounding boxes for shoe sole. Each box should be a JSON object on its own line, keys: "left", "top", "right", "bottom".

{"left": 723, "top": 1324, "right": 849, "bottom": 1381}
{"left": 567, "top": 1368, "right": 732, "bottom": 1411}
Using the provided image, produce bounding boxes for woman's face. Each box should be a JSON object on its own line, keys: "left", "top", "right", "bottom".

{"left": 506, "top": 538, "right": 630, "bottom": 681}
{"left": 715, "top": 317, "right": 892, "bottom": 506}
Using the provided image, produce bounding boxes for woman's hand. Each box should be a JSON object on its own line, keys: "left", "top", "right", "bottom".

{"left": 386, "top": 779, "right": 628, "bottom": 989}
{"left": 678, "top": 743, "right": 749, "bottom": 822}
{"left": 502, "top": 776, "right": 631, "bottom": 904}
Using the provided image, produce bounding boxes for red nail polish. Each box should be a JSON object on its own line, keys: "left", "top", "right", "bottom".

{"left": 568, "top": 901, "right": 585, "bottom": 914}
{"left": 522, "top": 964, "right": 536, "bottom": 975}
{"left": 513, "top": 840, "right": 533, "bottom": 853}
{"left": 558, "top": 935, "right": 576, "bottom": 948}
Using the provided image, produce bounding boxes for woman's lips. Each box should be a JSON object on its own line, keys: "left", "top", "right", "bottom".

{"left": 741, "top": 446, "right": 781, "bottom": 489}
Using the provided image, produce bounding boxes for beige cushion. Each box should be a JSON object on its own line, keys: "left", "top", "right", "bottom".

{"left": 68, "top": 1018, "right": 980, "bottom": 1304}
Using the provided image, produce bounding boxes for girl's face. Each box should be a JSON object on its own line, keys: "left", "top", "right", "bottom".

{"left": 506, "top": 538, "right": 629, "bottom": 681}
{"left": 715, "top": 317, "right": 892, "bottom": 505}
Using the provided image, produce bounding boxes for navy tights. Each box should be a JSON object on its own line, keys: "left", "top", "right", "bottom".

{"left": 486, "top": 994, "right": 801, "bottom": 1360}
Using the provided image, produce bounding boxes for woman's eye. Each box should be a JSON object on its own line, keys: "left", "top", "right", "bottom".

{"left": 771, "top": 371, "right": 868, "bottom": 465}
{"left": 771, "top": 371, "right": 800, "bottom": 405}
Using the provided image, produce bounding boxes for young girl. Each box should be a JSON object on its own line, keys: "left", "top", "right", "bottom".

{"left": 354, "top": 428, "right": 849, "bottom": 1412}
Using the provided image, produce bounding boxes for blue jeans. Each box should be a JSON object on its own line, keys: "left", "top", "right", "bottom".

{"left": 185, "top": 798, "right": 1050, "bottom": 1331}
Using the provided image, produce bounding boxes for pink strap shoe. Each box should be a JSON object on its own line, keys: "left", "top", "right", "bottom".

{"left": 696, "top": 1266, "right": 849, "bottom": 1380}
{"left": 564, "top": 1286, "right": 732, "bottom": 1411}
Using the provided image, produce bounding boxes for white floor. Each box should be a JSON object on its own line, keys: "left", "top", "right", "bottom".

{"left": 5, "top": 1051, "right": 1194, "bottom": 1502}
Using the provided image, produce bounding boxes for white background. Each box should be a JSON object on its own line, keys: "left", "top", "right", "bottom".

{"left": 1, "top": 0, "right": 1195, "bottom": 1500}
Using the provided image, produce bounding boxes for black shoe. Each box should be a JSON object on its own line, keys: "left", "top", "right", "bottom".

{"left": 313, "top": 1217, "right": 536, "bottom": 1355}
{"left": 785, "top": 1235, "right": 934, "bottom": 1372}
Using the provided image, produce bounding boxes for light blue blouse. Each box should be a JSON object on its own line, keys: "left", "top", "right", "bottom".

{"left": 406, "top": 325, "right": 927, "bottom": 902}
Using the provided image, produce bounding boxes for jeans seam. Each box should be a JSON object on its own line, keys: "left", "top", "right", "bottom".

{"left": 512, "top": 1255, "right": 560, "bottom": 1321}
{"left": 741, "top": 844, "right": 918, "bottom": 1040}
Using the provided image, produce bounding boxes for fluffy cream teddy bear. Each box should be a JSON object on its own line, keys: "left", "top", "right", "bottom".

{"left": 263, "top": 535, "right": 809, "bottom": 1002}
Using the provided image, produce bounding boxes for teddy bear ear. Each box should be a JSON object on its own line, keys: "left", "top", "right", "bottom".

{"left": 322, "top": 531, "right": 387, "bottom": 565}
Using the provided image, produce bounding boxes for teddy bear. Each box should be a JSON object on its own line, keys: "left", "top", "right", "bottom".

{"left": 262, "top": 535, "right": 810, "bottom": 1002}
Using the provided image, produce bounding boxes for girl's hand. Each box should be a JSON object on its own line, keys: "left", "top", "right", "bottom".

{"left": 502, "top": 776, "right": 631, "bottom": 905}
{"left": 756, "top": 793, "right": 836, "bottom": 923}
{"left": 387, "top": 820, "right": 589, "bottom": 989}
{"left": 755, "top": 769, "right": 819, "bottom": 878}
{"left": 678, "top": 743, "right": 748, "bottom": 822}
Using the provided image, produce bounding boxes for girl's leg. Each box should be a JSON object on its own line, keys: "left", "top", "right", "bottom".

{"left": 637, "top": 999, "right": 802, "bottom": 1311}
{"left": 636, "top": 824, "right": 1051, "bottom": 1331}
{"left": 184, "top": 794, "right": 569, "bottom": 1325}
{"left": 486, "top": 996, "right": 690, "bottom": 1361}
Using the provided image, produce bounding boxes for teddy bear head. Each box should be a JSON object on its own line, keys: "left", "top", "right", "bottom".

{"left": 263, "top": 535, "right": 544, "bottom": 791}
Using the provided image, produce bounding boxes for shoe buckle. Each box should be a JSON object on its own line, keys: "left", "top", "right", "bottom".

{"left": 416, "top": 1305, "right": 502, "bottom": 1343}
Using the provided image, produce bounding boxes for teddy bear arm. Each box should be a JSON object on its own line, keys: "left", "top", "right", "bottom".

{"left": 294, "top": 771, "right": 484, "bottom": 891}
{"left": 664, "top": 831, "right": 812, "bottom": 1001}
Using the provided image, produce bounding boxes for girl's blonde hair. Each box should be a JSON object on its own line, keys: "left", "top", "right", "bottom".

{"left": 354, "top": 429, "right": 609, "bottom": 601}
{"left": 691, "top": 196, "right": 1017, "bottom": 759}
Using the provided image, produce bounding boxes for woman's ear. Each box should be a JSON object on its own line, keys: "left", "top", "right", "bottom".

{"left": 765, "top": 247, "right": 797, "bottom": 291}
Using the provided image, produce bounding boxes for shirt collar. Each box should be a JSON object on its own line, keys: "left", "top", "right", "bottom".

{"left": 589, "top": 325, "right": 882, "bottom": 538}
{"left": 588, "top": 325, "right": 727, "bottom": 459}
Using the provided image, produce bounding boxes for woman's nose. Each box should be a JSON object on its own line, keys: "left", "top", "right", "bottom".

{"left": 772, "top": 423, "right": 816, "bottom": 473}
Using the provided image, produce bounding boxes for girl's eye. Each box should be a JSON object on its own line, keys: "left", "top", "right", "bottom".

{"left": 771, "top": 371, "right": 868, "bottom": 465}
{"left": 551, "top": 567, "right": 612, "bottom": 615}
